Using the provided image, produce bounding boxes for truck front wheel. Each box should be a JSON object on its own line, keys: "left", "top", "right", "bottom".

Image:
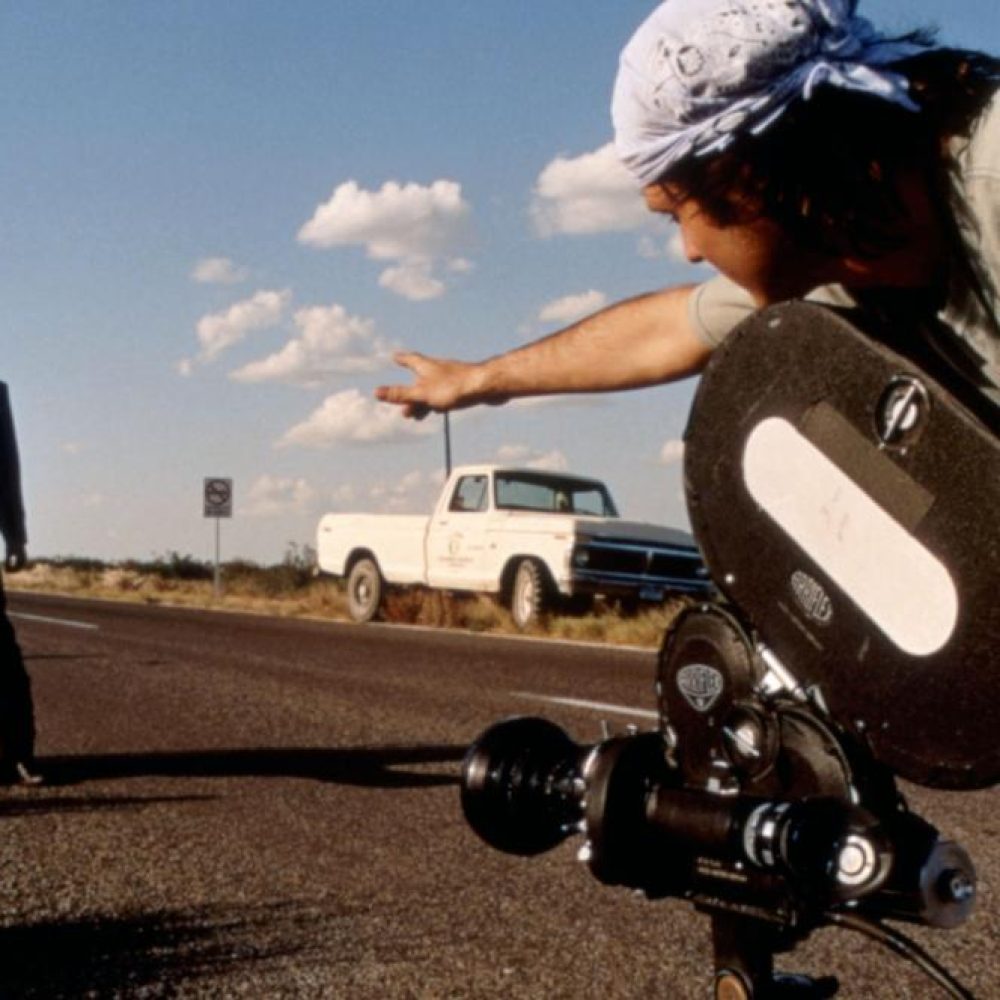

{"left": 347, "top": 557, "right": 384, "bottom": 623}
{"left": 510, "top": 558, "right": 548, "bottom": 630}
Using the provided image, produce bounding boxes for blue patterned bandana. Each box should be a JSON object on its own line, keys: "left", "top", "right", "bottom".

{"left": 612, "top": 0, "right": 934, "bottom": 186}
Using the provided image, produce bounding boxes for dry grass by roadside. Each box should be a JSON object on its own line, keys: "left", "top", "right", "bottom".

{"left": 8, "top": 558, "right": 687, "bottom": 649}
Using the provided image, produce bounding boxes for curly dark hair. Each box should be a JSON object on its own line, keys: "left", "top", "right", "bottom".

{"left": 662, "top": 48, "right": 1000, "bottom": 262}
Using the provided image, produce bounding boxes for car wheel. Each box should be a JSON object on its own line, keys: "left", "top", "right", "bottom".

{"left": 347, "top": 557, "right": 383, "bottom": 623}
{"left": 510, "top": 559, "right": 547, "bottom": 630}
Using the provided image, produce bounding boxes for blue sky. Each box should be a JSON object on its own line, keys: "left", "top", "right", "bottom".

{"left": 3, "top": 1, "right": 998, "bottom": 564}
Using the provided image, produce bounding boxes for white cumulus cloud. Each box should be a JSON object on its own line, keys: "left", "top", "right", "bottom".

{"left": 298, "top": 179, "right": 471, "bottom": 258}
{"left": 364, "top": 468, "right": 444, "bottom": 513}
{"left": 638, "top": 231, "right": 699, "bottom": 265}
{"left": 230, "top": 303, "right": 394, "bottom": 387}
{"left": 378, "top": 257, "right": 445, "bottom": 301}
{"left": 330, "top": 483, "right": 358, "bottom": 509}
{"left": 659, "top": 438, "right": 685, "bottom": 465}
{"left": 299, "top": 180, "right": 469, "bottom": 260}
{"left": 297, "top": 179, "right": 473, "bottom": 301}
{"left": 538, "top": 289, "right": 608, "bottom": 326}
{"left": 496, "top": 444, "right": 531, "bottom": 463}
{"left": 278, "top": 389, "right": 437, "bottom": 449}
{"left": 508, "top": 394, "right": 605, "bottom": 411}
{"left": 194, "top": 289, "right": 291, "bottom": 363}
{"left": 191, "top": 257, "right": 249, "bottom": 285}
{"left": 495, "top": 444, "right": 569, "bottom": 471}
{"left": 531, "top": 143, "right": 648, "bottom": 236}
{"left": 241, "top": 475, "right": 318, "bottom": 516}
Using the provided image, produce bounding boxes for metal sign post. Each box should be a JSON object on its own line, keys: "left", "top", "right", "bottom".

{"left": 444, "top": 412, "right": 452, "bottom": 477}
{"left": 203, "top": 478, "right": 233, "bottom": 599}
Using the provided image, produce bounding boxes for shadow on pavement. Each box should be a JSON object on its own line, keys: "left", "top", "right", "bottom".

{"left": 22, "top": 653, "right": 105, "bottom": 663}
{"left": 0, "top": 793, "right": 214, "bottom": 818}
{"left": 40, "top": 743, "right": 465, "bottom": 789}
{"left": 0, "top": 900, "right": 337, "bottom": 998}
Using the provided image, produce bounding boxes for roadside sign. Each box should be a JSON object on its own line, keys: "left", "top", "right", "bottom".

{"left": 204, "top": 477, "right": 233, "bottom": 518}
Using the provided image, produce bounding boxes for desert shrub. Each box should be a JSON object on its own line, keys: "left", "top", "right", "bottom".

{"left": 46, "top": 556, "right": 107, "bottom": 574}
{"left": 216, "top": 559, "right": 263, "bottom": 592}
{"left": 457, "top": 595, "right": 507, "bottom": 633}
{"left": 13, "top": 551, "right": 692, "bottom": 649}
{"left": 381, "top": 586, "right": 432, "bottom": 624}
{"left": 125, "top": 551, "right": 213, "bottom": 582}
{"left": 219, "top": 544, "right": 317, "bottom": 598}
{"left": 297, "top": 576, "right": 347, "bottom": 617}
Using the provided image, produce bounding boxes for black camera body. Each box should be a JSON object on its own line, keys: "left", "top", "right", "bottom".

{"left": 461, "top": 304, "right": 998, "bottom": 998}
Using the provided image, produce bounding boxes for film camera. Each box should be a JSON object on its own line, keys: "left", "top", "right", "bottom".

{"left": 461, "top": 303, "right": 1000, "bottom": 999}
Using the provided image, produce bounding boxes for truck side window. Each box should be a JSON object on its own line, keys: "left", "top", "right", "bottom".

{"left": 450, "top": 475, "right": 488, "bottom": 513}
{"left": 573, "top": 489, "right": 608, "bottom": 516}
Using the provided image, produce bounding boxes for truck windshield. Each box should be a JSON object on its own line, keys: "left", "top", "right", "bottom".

{"left": 494, "top": 472, "right": 618, "bottom": 517}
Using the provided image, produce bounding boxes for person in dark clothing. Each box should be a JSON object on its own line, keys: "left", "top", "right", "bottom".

{"left": 0, "top": 382, "right": 41, "bottom": 785}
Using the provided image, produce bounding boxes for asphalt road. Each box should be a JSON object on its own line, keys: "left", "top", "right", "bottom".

{"left": 3, "top": 591, "right": 999, "bottom": 999}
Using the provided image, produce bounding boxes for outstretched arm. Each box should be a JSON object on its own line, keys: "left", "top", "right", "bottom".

{"left": 375, "top": 284, "right": 712, "bottom": 418}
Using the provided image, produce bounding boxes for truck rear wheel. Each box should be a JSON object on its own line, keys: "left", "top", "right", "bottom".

{"left": 347, "top": 557, "right": 383, "bottom": 623}
{"left": 510, "top": 558, "right": 548, "bottom": 630}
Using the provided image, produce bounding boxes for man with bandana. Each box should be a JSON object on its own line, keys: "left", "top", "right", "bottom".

{"left": 375, "top": 0, "right": 1000, "bottom": 416}
{"left": 0, "top": 383, "right": 41, "bottom": 786}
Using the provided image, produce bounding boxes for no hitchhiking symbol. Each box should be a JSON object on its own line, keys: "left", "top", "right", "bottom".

{"left": 203, "top": 477, "right": 233, "bottom": 518}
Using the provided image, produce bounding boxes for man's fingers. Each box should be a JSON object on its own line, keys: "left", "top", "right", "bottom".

{"left": 376, "top": 350, "right": 430, "bottom": 402}
{"left": 374, "top": 384, "right": 402, "bottom": 403}
{"left": 392, "top": 350, "right": 425, "bottom": 372}
{"left": 374, "top": 384, "right": 431, "bottom": 420}
{"left": 375, "top": 350, "right": 450, "bottom": 419}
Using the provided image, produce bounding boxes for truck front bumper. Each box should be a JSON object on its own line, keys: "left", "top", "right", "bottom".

{"left": 567, "top": 538, "right": 714, "bottom": 600}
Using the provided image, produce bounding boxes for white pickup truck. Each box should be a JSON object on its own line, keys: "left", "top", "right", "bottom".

{"left": 316, "top": 464, "right": 712, "bottom": 627}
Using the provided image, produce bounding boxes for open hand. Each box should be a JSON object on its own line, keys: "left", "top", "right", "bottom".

{"left": 375, "top": 351, "right": 495, "bottom": 420}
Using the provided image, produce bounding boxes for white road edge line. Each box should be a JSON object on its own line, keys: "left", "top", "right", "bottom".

{"left": 511, "top": 691, "right": 658, "bottom": 720}
{"left": 9, "top": 612, "right": 99, "bottom": 631}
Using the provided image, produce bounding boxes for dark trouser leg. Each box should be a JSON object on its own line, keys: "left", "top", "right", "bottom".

{"left": 0, "top": 581, "right": 36, "bottom": 763}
